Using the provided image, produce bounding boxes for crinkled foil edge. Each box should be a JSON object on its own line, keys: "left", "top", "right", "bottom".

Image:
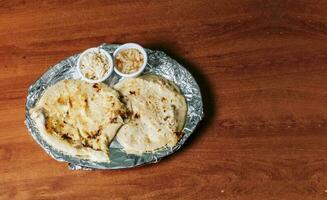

{"left": 25, "top": 44, "right": 204, "bottom": 170}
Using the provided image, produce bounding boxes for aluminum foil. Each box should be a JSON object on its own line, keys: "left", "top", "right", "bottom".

{"left": 25, "top": 44, "right": 204, "bottom": 170}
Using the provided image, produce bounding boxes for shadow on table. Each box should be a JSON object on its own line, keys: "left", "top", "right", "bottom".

{"left": 147, "top": 43, "right": 217, "bottom": 161}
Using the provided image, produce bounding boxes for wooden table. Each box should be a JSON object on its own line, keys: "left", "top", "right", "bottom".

{"left": 1, "top": 1, "right": 327, "bottom": 199}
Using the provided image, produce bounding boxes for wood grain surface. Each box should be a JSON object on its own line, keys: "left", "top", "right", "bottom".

{"left": 0, "top": 0, "right": 327, "bottom": 199}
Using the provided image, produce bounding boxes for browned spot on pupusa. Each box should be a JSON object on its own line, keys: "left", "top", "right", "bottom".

{"left": 81, "top": 139, "right": 92, "bottom": 148}
{"left": 92, "top": 83, "right": 101, "bottom": 92}
{"left": 134, "top": 113, "right": 140, "bottom": 119}
{"left": 109, "top": 117, "right": 118, "bottom": 123}
{"left": 45, "top": 120, "right": 51, "bottom": 131}
{"left": 61, "top": 133, "right": 72, "bottom": 140}
{"left": 87, "top": 128, "right": 102, "bottom": 139}
{"left": 68, "top": 97, "right": 73, "bottom": 107}
{"left": 57, "top": 97, "right": 66, "bottom": 104}
{"left": 174, "top": 131, "right": 183, "bottom": 137}
{"left": 115, "top": 110, "right": 129, "bottom": 120}
{"left": 161, "top": 97, "right": 167, "bottom": 102}
{"left": 107, "top": 95, "right": 113, "bottom": 101}
{"left": 84, "top": 98, "right": 89, "bottom": 108}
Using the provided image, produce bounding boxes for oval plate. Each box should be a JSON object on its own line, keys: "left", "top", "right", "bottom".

{"left": 25, "top": 44, "right": 204, "bottom": 169}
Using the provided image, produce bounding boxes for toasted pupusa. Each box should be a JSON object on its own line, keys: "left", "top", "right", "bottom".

{"left": 30, "top": 80, "right": 127, "bottom": 162}
{"left": 114, "top": 74, "right": 187, "bottom": 155}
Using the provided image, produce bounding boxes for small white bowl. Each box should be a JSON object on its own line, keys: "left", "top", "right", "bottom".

{"left": 77, "top": 47, "right": 113, "bottom": 83}
{"left": 113, "top": 43, "right": 147, "bottom": 78}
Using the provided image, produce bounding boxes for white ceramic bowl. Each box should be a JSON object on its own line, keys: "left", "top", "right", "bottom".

{"left": 77, "top": 47, "right": 113, "bottom": 83}
{"left": 113, "top": 43, "right": 147, "bottom": 78}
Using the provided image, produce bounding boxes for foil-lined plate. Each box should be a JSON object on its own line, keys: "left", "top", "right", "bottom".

{"left": 25, "top": 44, "right": 203, "bottom": 170}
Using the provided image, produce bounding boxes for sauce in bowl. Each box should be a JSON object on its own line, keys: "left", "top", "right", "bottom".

{"left": 115, "top": 48, "right": 144, "bottom": 74}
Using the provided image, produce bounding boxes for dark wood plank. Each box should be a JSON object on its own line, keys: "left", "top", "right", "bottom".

{"left": 0, "top": 0, "right": 327, "bottom": 199}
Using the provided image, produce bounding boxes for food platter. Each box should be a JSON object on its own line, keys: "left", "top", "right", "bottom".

{"left": 25, "top": 43, "right": 203, "bottom": 170}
